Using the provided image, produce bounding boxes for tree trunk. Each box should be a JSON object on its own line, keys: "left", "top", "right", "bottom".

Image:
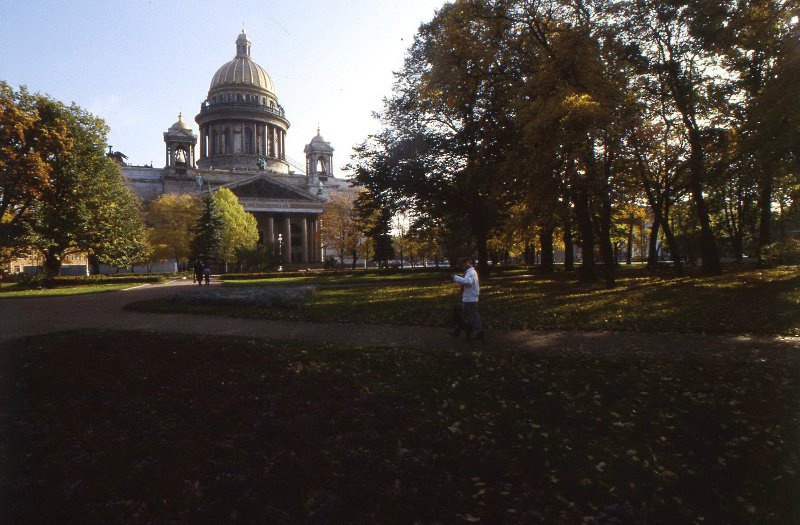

{"left": 758, "top": 174, "right": 773, "bottom": 258}
{"left": 662, "top": 207, "right": 683, "bottom": 276}
{"left": 626, "top": 217, "right": 635, "bottom": 265}
{"left": 563, "top": 219, "right": 574, "bottom": 271}
{"left": 540, "top": 226, "right": 554, "bottom": 274}
{"left": 89, "top": 254, "right": 100, "bottom": 275}
{"left": 598, "top": 192, "right": 616, "bottom": 288}
{"left": 44, "top": 249, "right": 63, "bottom": 276}
{"left": 351, "top": 249, "right": 358, "bottom": 270}
{"left": 647, "top": 214, "right": 661, "bottom": 268}
{"left": 685, "top": 129, "right": 721, "bottom": 274}
{"left": 732, "top": 233, "right": 743, "bottom": 263}
{"left": 475, "top": 230, "right": 490, "bottom": 278}
{"left": 573, "top": 187, "right": 595, "bottom": 283}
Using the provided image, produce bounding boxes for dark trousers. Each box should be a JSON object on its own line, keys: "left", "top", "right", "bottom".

{"left": 462, "top": 302, "right": 482, "bottom": 332}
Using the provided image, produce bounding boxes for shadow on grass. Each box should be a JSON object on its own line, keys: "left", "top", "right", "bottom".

{"left": 0, "top": 330, "right": 797, "bottom": 524}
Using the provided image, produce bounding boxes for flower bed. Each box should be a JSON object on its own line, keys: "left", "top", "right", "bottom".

{"left": 177, "top": 285, "right": 316, "bottom": 309}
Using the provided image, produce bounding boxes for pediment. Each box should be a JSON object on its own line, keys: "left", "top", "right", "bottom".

{"left": 222, "top": 174, "right": 322, "bottom": 203}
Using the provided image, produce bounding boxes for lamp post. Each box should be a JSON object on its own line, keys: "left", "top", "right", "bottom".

{"left": 277, "top": 233, "right": 283, "bottom": 272}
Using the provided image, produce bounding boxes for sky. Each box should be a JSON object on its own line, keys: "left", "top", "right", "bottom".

{"left": 0, "top": 0, "right": 446, "bottom": 176}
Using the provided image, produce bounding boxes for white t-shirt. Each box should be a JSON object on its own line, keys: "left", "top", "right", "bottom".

{"left": 453, "top": 266, "right": 479, "bottom": 302}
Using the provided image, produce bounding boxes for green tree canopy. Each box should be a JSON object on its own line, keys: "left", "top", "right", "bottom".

{"left": 1, "top": 84, "right": 148, "bottom": 274}
{"left": 191, "top": 191, "right": 223, "bottom": 262}
{"left": 213, "top": 187, "right": 258, "bottom": 267}
{"left": 145, "top": 193, "right": 200, "bottom": 265}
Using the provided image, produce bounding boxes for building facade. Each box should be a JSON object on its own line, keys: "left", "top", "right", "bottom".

{"left": 121, "top": 30, "right": 353, "bottom": 265}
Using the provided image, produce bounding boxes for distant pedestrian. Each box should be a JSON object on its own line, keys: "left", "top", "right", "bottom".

{"left": 450, "top": 258, "right": 483, "bottom": 340}
{"left": 203, "top": 264, "right": 211, "bottom": 286}
{"left": 193, "top": 260, "right": 204, "bottom": 285}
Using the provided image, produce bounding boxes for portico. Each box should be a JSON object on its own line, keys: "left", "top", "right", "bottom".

{"left": 224, "top": 173, "right": 325, "bottom": 263}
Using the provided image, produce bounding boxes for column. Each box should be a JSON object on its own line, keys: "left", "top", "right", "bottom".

{"left": 284, "top": 216, "right": 292, "bottom": 262}
{"left": 165, "top": 147, "right": 170, "bottom": 167}
{"left": 313, "top": 218, "right": 322, "bottom": 262}
{"left": 301, "top": 216, "right": 309, "bottom": 263}
{"left": 267, "top": 215, "right": 275, "bottom": 244}
{"left": 269, "top": 125, "right": 275, "bottom": 157}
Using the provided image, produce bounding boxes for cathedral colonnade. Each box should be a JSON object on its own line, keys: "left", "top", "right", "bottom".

{"left": 199, "top": 122, "right": 285, "bottom": 160}
{"left": 255, "top": 213, "right": 322, "bottom": 263}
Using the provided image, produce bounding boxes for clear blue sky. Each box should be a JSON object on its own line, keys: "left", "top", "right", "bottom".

{"left": 0, "top": 0, "right": 446, "bottom": 175}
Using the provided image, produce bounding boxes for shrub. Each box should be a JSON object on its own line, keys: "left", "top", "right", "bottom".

{"left": 761, "top": 239, "right": 800, "bottom": 267}
{"left": 13, "top": 269, "right": 55, "bottom": 289}
{"left": 234, "top": 243, "right": 281, "bottom": 272}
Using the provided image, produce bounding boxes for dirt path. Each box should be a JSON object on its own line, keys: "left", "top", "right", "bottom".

{"left": 3, "top": 279, "right": 798, "bottom": 354}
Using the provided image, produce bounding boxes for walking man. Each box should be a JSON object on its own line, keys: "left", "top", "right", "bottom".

{"left": 193, "top": 260, "right": 204, "bottom": 286}
{"left": 451, "top": 258, "right": 484, "bottom": 340}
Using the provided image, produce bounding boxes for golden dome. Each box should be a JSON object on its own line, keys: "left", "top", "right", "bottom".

{"left": 209, "top": 31, "right": 276, "bottom": 96}
{"left": 169, "top": 113, "right": 192, "bottom": 132}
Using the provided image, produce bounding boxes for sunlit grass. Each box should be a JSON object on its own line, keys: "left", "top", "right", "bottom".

{"left": 0, "top": 282, "right": 144, "bottom": 298}
{"left": 127, "top": 267, "right": 800, "bottom": 335}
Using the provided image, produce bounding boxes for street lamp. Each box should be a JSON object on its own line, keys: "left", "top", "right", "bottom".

{"left": 277, "top": 233, "right": 283, "bottom": 272}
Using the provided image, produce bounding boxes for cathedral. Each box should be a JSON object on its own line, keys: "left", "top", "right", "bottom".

{"left": 122, "top": 30, "right": 353, "bottom": 265}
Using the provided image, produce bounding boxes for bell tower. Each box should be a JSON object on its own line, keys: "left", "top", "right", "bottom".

{"left": 163, "top": 113, "right": 197, "bottom": 171}
{"left": 304, "top": 127, "right": 334, "bottom": 184}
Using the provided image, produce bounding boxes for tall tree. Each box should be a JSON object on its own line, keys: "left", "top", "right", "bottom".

{"left": 711, "top": 0, "right": 798, "bottom": 254}
{"left": 352, "top": 1, "right": 518, "bottom": 276}
{"left": 87, "top": 163, "right": 150, "bottom": 269}
{"left": 191, "top": 191, "right": 223, "bottom": 262}
{"left": 146, "top": 193, "right": 201, "bottom": 267}
{"left": 320, "top": 193, "right": 358, "bottom": 268}
{"left": 0, "top": 82, "right": 68, "bottom": 256}
{"left": 616, "top": 0, "right": 725, "bottom": 274}
{"left": 214, "top": 188, "right": 258, "bottom": 270}
{"left": 8, "top": 90, "right": 148, "bottom": 275}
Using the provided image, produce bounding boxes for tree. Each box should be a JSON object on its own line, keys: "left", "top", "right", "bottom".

{"left": 616, "top": 0, "right": 727, "bottom": 274}
{"left": 191, "top": 191, "right": 223, "bottom": 262}
{"left": 146, "top": 193, "right": 200, "bottom": 267}
{"left": 88, "top": 164, "right": 150, "bottom": 269}
{"left": 351, "top": 1, "right": 518, "bottom": 277}
{"left": 350, "top": 187, "right": 397, "bottom": 269}
{"left": 627, "top": 92, "right": 690, "bottom": 274}
{"left": 213, "top": 188, "right": 258, "bottom": 271}
{"left": 710, "top": 0, "right": 798, "bottom": 255}
{"left": 5, "top": 89, "right": 149, "bottom": 275}
{"left": 320, "top": 193, "right": 358, "bottom": 268}
{"left": 0, "top": 82, "right": 67, "bottom": 256}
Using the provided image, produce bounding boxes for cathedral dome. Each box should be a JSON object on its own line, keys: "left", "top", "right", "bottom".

{"left": 209, "top": 30, "right": 276, "bottom": 96}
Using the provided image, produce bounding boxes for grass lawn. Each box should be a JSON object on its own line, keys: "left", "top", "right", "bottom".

{"left": 0, "top": 281, "right": 153, "bottom": 298}
{"left": 0, "top": 330, "right": 797, "bottom": 524}
{"left": 0, "top": 275, "right": 169, "bottom": 298}
{"left": 130, "top": 266, "right": 800, "bottom": 336}
{"left": 222, "top": 268, "right": 468, "bottom": 287}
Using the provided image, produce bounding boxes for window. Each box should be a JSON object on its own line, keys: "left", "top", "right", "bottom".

{"left": 244, "top": 127, "right": 253, "bottom": 154}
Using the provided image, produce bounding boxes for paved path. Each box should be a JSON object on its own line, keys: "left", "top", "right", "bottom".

{"left": 2, "top": 280, "right": 798, "bottom": 354}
